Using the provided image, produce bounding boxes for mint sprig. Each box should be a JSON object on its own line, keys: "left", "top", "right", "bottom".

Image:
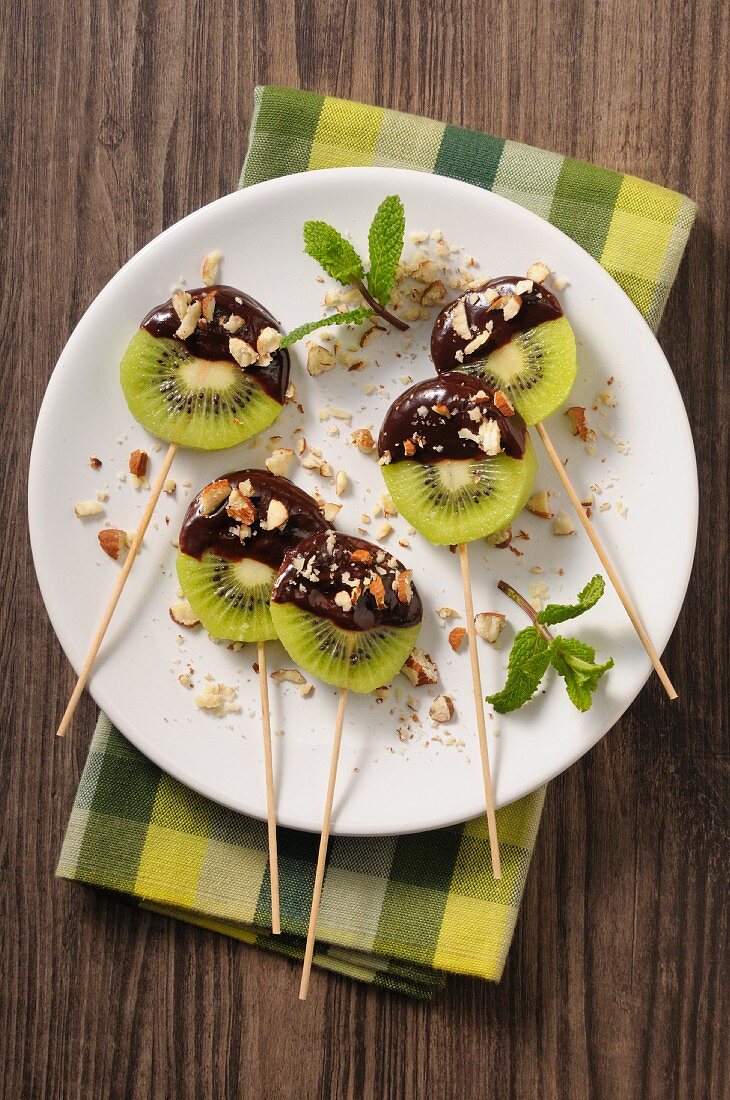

{"left": 279, "top": 308, "right": 374, "bottom": 349}
{"left": 486, "top": 576, "right": 614, "bottom": 714}
{"left": 296, "top": 195, "right": 408, "bottom": 339}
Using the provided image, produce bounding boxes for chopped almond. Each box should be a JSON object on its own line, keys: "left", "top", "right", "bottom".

{"left": 566, "top": 406, "right": 595, "bottom": 441}
{"left": 368, "top": 574, "right": 386, "bottom": 608}
{"left": 229, "top": 337, "right": 258, "bottom": 369}
{"left": 553, "top": 511, "right": 576, "bottom": 536}
{"left": 403, "top": 438, "right": 416, "bottom": 456}
{"left": 448, "top": 627, "right": 467, "bottom": 652}
{"left": 74, "top": 500, "right": 104, "bottom": 518}
{"left": 451, "top": 299, "right": 471, "bottom": 340}
{"left": 128, "top": 449, "right": 149, "bottom": 478}
{"left": 352, "top": 428, "right": 375, "bottom": 453}
{"left": 169, "top": 599, "right": 200, "bottom": 628}
{"left": 306, "top": 343, "right": 335, "bottom": 376}
{"left": 262, "top": 499, "right": 289, "bottom": 530}
{"left": 493, "top": 390, "right": 515, "bottom": 416}
{"left": 501, "top": 293, "right": 522, "bottom": 321}
{"left": 175, "top": 300, "right": 202, "bottom": 340}
{"left": 335, "top": 469, "right": 348, "bottom": 497}
{"left": 401, "top": 648, "right": 439, "bottom": 687}
{"left": 396, "top": 569, "right": 413, "bottom": 604}
{"left": 526, "top": 489, "right": 553, "bottom": 518}
{"left": 526, "top": 261, "right": 550, "bottom": 284}
{"left": 162, "top": 479, "right": 176, "bottom": 494}
{"left": 436, "top": 607, "right": 460, "bottom": 620}
{"left": 265, "top": 447, "right": 295, "bottom": 477}
{"left": 226, "top": 487, "right": 256, "bottom": 524}
{"left": 201, "top": 250, "right": 222, "bottom": 286}
{"left": 222, "top": 313, "right": 244, "bottom": 333}
{"left": 270, "top": 668, "right": 306, "bottom": 684}
{"left": 199, "top": 479, "right": 232, "bottom": 515}
{"left": 320, "top": 500, "right": 342, "bottom": 522}
{"left": 474, "top": 612, "right": 506, "bottom": 643}
{"left": 89, "top": 456, "right": 102, "bottom": 469}
{"left": 429, "top": 695, "right": 454, "bottom": 723}
{"left": 171, "top": 290, "right": 191, "bottom": 321}
{"left": 420, "top": 279, "right": 447, "bottom": 306}
{"left": 464, "top": 327, "right": 493, "bottom": 356}
{"left": 350, "top": 548, "right": 373, "bottom": 564}
{"left": 334, "top": 590, "right": 353, "bottom": 612}
{"left": 487, "top": 525, "right": 512, "bottom": 548}
{"left": 98, "top": 528, "right": 129, "bottom": 560}
{"left": 256, "top": 326, "right": 282, "bottom": 364}
{"left": 201, "top": 291, "right": 217, "bottom": 323}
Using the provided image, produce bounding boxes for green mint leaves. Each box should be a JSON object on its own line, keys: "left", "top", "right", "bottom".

{"left": 366, "top": 195, "right": 406, "bottom": 305}
{"left": 537, "top": 574, "right": 606, "bottom": 625}
{"left": 486, "top": 627, "right": 552, "bottom": 713}
{"left": 303, "top": 222, "right": 365, "bottom": 286}
{"left": 296, "top": 195, "right": 407, "bottom": 340}
{"left": 486, "top": 575, "right": 614, "bottom": 714}
{"left": 279, "top": 308, "right": 374, "bottom": 349}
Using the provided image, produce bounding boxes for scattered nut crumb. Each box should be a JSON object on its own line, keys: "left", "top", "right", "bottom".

{"left": 429, "top": 695, "right": 454, "bottom": 723}
{"left": 98, "top": 528, "right": 129, "bottom": 560}
{"left": 201, "top": 250, "right": 222, "bottom": 286}
{"left": 448, "top": 627, "right": 467, "bottom": 652}
{"left": 129, "top": 449, "right": 149, "bottom": 478}
{"left": 265, "top": 447, "right": 295, "bottom": 477}
{"left": 474, "top": 612, "right": 506, "bottom": 643}
{"left": 270, "top": 668, "right": 306, "bottom": 684}
{"left": 553, "top": 511, "right": 576, "bottom": 536}
{"left": 402, "top": 648, "right": 439, "bottom": 686}
{"left": 74, "top": 500, "right": 104, "bottom": 518}
{"left": 169, "top": 599, "right": 200, "bottom": 628}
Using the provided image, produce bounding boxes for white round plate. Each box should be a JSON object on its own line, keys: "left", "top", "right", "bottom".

{"left": 29, "top": 167, "right": 697, "bottom": 835}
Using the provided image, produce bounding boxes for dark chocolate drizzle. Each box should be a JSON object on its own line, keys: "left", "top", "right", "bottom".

{"left": 431, "top": 277, "right": 563, "bottom": 374}
{"left": 142, "top": 285, "right": 290, "bottom": 404}
{"left": 377, "top": 373, "right": 527, "bottom": 464}
{"left": 272, "top": 532, "right": 423, "bottom": 633}
{"left": 178, "top": 470, "right": 330, "bottom": 570}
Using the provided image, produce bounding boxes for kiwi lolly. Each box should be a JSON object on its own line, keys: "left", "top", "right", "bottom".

{"left": 377, "top": 374, "right": 537, "bottom": 545}
{"left": 121, "top": 286, "right": 290, "bottom": 450}
{"left": 176, "top": 470, "right": 331, "bottom": 642}
{"left": 270, "top": 532, "right": 422, "bottom": 694}
{"left": 431, "top": 277, "right": 577, "bottom": 425}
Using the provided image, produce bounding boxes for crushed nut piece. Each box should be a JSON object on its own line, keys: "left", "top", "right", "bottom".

{"left": 451, "top": 300, "right": 471, "bottom": 340}
{"left": 128, "top": 449, "right": 149, "bottom": 478}
{"left": 493, "top": 390, "right": 515, "bottom": 416}
{"left": 402, "top": 648, "right": 439, "bottom": 686}
{"left": 256, "top": 327, "right": 282, "bottom": 364}
{"left": 199, "top": 479, "right": 232, "bottom": 515}
{"left": 98, "top": 528, "right": 129, "bottom": 560}
{"left": 334, "top": 590, "right": 353, "bottom": 612}
{"left": 526, "top": 489, "right": 553, "bottom": 518}
{"left": 335, "top": 469, "right": 348, "bottom": 497}
{"left": 448, "top": 627, "right": 467, "bottom": 652}
{"left": 265, "top": 447, "right": 295, "bottom": 477}
{"left": 436, "top": 607, "right": 460, "bottom": 620}
{"left": 553, "top": 510, "right": 576, "bottom": 535}
{"left": 395, "top": 569, "right": 413, "bottom": 604}
{"left": 226, "top": 486, "right": 256, "bottom": 524}
{"left": 262, "top": 499, "right": 289, "bottom": 530}
{"left": 163, "top": 479, "right": 176, "bottom": 494}
{"left": 175, "top": 300, "right": 202, "bottom": 340}
{"left": 526, "top": 261, "right": 550, "bottom": 284}
{"left": 270, "top": 668, "right": 306, "bottom": 684}
{"left": 350, "top": 548, "right": 373, "bottom": 564}
{"left": 487, "top": 525, "right": 512, "bottom": 548}
{"left": 429, "top": 695, "right": 454, "bottom": 723}
{"left": 474, "top": 612, "right": 506, "bottom": 643}
{"left": 229, "top": 337, "right": 258, "bottom": 368}
{"left": 89, "top": 456, "right": 102, "bottom": 469}
{"left": 74, "top": 500, "right": 104, "bottom": 518}
{"left": 352, "top": 428, "right": 375, "bottom": 453}
{"left": 201, "top": 250, "right": 222, "bottom": 286}
{"left": 306, "top": 342, "right": 336, "bottom": 376}
{"left": 566, "top": 406, "right": 595, "bottom": 442}
{"left": 201, "top": 291, "right": 217, "bottom": 323}
{"left": 169, "top": 599, "right": 200, "bottom": 627}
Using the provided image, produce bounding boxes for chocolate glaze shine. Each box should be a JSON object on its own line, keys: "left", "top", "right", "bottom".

{"left": 378, "top": 373, "right": 527, "bottom": 464}
{"left": 431, "top": 277, "right": 563, "bottom": 374}
{"left": 142, "top": 285, "right": 290, "bottom": 404}
{"left": 178, "top": 470, "right": 330, "bottom": 570}
{"left": 272, "top": 531, "right": 423, "bottom": 633}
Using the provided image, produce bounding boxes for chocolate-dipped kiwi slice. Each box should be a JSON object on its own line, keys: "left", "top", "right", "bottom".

{"left": 431, "top": 275, "right": 577, "bottom": 425}
{"left": 377, "top": 373, "right": 537, "bottom": 545}
{"left": 270, "top": 532, "right": 422, "bottom": 694}
{"left": 176, "top": 471, "right": 331, "bottom": 642}
{"left": 121, "top": 286, "right": 290, "bottom": 449}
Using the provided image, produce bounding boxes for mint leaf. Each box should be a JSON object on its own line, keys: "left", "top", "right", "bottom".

{"left": 303, "top": 221, "right": 364, "bottom": 285}
{"left": 366, "top": 195, "right": 405, "bottom": 306}
{"left": 537, "top": 574, "right": 606, "bottom": 626}
{"left": 549, "top": 637, "right": 614, "bottom": 712}
{"left": 486, "top": 626, "right": 551, "bottom": 714}
{"left": 280, "top": 308, "right": 374, "bottom": 348}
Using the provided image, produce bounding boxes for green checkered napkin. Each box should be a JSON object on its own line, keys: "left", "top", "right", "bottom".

{"left": 58, "top": 88, "right": 695, "bottom": 998}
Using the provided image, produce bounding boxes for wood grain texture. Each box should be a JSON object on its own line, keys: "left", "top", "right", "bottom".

{"left": 1, "top": 0, "right": 727, "bottom": 1096}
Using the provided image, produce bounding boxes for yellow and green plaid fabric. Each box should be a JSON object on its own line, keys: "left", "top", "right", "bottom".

{"left": 242, "top": 87, "right": 696, "bottom": 330}
{"left": 58, "top": 88, "right": 695, "bottom": 999}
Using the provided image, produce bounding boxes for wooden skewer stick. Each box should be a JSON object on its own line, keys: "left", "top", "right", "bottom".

{"left": 56, "top": 442, "right": 179, "bottom": 738}
{"left": 257, "top": 641, "right": 281, "bottom": 935}
{"left": 459, "top": 543, "right": 502, "bottom": 880}
{"left": 534, "top": 422, "right": 677, "bottom": 700}
{"left": 299, "top": 687, "right": 348, "bottom": 1001}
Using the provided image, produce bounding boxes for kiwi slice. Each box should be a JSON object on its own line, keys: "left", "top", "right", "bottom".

{"left": 381, "top": 438, "right": 538, "bottom": 545}
{"left": 456, "top": 316, "right": 577, "bottom": 426}
{"left": 270, "top": 601, "right": 421, "bottom": 694}
{"left": 176, "top": 551, "right": 278, "bottom": 641}
{"left": 120, "top": 329, "right": 282, "bottom": 450}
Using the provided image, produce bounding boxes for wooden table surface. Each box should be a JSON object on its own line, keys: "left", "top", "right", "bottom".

{"left": 2, "top": 1, "right": 727, "bottom": 1097}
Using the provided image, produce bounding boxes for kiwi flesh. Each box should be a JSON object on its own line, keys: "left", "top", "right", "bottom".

{"left": 121, "top": 329, "right": 282, "bottom": 450}
{"left": 381, "top": 437, "right": 538, "bottom": 545}
{"left": 176, "top": 551, "right": 278, "bottom": 642}
{"left": 456, "top": 315, "right": 577, "bottom": 426}
{"left": 270, "top": 601, "right": 421, "bottom": 694}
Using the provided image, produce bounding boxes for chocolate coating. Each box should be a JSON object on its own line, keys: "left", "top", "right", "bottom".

{"left": 142, "top": 285, "right": 290, "bottom": 404}
{"left": 178, "top": 470, "right": 330, "bottom": 570}
{"left": 431, "top": 277, "right": 563, "bottom": 374}
{"left": 272, "top": 532, "right": 423, "bottom": 633}
{"left": 378, "top": 373, "right": 527, "bottom": 464}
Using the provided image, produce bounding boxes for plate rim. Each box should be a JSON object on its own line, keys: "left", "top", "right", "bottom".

{"left": 29, "top": 166, "right": 698, "bottom": 834}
